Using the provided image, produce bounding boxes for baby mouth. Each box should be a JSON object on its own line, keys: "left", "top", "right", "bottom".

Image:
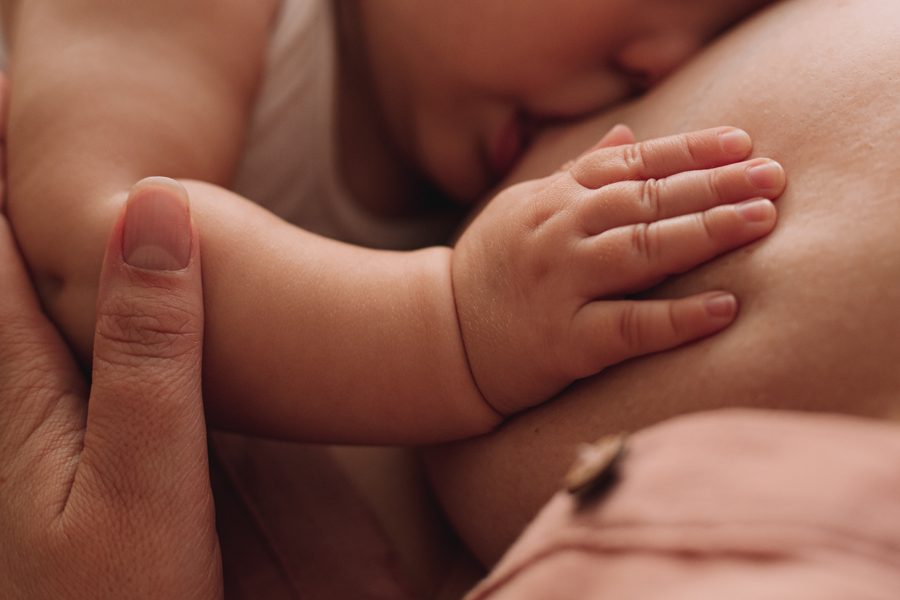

{"left": 489, "top": 113, "right": 528, "bottom": 182}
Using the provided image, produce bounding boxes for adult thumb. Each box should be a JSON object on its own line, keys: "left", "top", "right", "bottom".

{"left": 80, "top": 177, "right": 209, "bottom": 505}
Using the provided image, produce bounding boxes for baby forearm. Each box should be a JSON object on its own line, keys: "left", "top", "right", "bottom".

{"left": 65, "top": 181, "right": 497, "bottom": 444}
{"left": 186, "top": 182, "right": 496, "bottom": 443}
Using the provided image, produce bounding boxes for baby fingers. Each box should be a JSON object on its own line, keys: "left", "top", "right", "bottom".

{"left": 576, "top": 199, "right": 777, "bottom": 297}
{"left": 567, "top": 292, "right": 738, "bottom": 377}
{"left": 570, "top": 127, "right": 754, "bottom": 189}
{"left": 579, "top": 158, "right": 785, "bottom": 234}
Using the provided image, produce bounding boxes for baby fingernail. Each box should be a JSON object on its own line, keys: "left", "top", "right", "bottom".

{"left": 736, "top": 198, "right": 775, "bottom": 222}
{"left": 719, "top": 129, "right": 752, "bottom": 156}
{"left": 705, "top": 293, "right": 738, "bottom": 318}
{"left": 747, "top": 159, "right": 784, "bottom": 190}
{"left": 123, "top": 177, "right": 192, "bottom": 271}
{"left": 734, "top": 199, "right": 775, "bottom": 223}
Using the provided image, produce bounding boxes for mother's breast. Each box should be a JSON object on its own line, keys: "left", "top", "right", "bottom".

{"left": 425, "top": 0, "right": 900, "bottom": 566}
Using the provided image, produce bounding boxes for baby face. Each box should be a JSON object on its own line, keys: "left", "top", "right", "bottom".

{"left": 358, "top": 0, "right": 773, "bottom": 203}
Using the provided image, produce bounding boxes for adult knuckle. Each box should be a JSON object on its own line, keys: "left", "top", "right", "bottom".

{"left": 94, "top": 295, "right": 200, "bottom": 365}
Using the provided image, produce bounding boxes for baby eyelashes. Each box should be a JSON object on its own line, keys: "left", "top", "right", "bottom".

{"left": 451, "top": 126, "right": 785, "bottom": 415}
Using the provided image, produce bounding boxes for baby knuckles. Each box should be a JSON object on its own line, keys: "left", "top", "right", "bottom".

{"left": 571, "top": 127, "right": 754, "bottom": 189}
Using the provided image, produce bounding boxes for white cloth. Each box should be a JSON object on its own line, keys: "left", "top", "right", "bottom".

{"left": 233, "top": 0, "right": 453, "bottom": 249}
{"left": 0, "top": 0, "right": 452, "bottom": 249}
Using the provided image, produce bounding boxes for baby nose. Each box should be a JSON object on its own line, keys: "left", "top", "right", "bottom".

{"left": 614, "top": 33, "right": 702, "bottom": 88}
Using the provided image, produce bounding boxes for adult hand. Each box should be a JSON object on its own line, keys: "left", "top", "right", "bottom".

{"left": 0, "top": 177, "right": 222, "bottom": 599}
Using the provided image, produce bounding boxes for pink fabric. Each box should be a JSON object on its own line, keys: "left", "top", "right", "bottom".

{"left": 468, "top": 409, "right": 900, "bottom": 599}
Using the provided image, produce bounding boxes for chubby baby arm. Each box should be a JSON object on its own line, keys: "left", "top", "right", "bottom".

{"left": 93, "top": 127, "right": 784, "bottom": 446}
{"left": 113, "top": 179, "right": 494, "bottom": 444}
{"left": 0, "top": 0, "right": 488, "bottom": 445}
{"left": 454, "top": 126, "right": 786, "bottom": 413}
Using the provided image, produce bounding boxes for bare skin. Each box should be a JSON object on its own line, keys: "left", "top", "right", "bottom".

{"left": 425, "top": 0, "right": 900, "bottom": 567}
{"left": 3, "top": 0, "right": 895, "bottom": 595}
{"left": 338, "top": 0, "right": 773, "bottom": 206}
{"left": 1, "top": 1, "right": 784, "bottom": 444}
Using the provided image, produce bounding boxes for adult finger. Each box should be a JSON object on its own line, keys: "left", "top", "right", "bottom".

{"left": 0, "top": 213, "right": 85, "bottom": 461}
{"left": 571, "top": 127, "right": 754, "bottom": 189}
{"left": 76, "top": 177, "right": 208, "bottom": 505}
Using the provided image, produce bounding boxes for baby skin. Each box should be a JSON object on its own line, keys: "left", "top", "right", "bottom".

{"left": 2, "top": 1, "right": 786, "bottom": 444}
{"left": 27, "top": 125, "right": 785, "bottom": 443}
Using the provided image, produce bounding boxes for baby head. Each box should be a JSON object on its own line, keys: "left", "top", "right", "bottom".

{"left": 352, "top": 0, "right": 773, "bottom": 203}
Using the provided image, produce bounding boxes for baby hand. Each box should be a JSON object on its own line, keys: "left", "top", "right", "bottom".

{"left": 453, "top": 126, "right": 785, "bottom": 415}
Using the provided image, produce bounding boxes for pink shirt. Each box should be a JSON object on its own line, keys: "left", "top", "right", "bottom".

{"left": 468, "top": 409, "right": 900, "bottom": 599}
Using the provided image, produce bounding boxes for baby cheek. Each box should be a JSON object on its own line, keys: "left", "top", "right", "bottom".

{"left": 419, "top": 123, "right": 491, "bottom": 204}
{"left": 614, "top": 33, "right": 702, "bottom": 86}
{"left": 525, "top": 70, "right": 636, "bottom": 121}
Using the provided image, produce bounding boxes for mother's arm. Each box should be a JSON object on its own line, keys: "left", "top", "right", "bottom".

{"left": 426, "top": 0, "right": 900, "bottom": 565}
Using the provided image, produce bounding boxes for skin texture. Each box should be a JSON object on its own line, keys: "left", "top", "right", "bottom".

{"left": 453, "top": 127, "right": 786, "bottom": 412}
{"left": 425, "top": 0, "right": 900, "bottom": 567}
{"left": 2, "top": 0, "right": 275, "bottom": 352}
{"left": 0, "top": 1, "right": 883, "bottom": 596}
{"left": 340, "top": 0, "right": 774, "bottom": 209}
{"left": 0, "top": 180, "right": 222, "bottom": 599}
{"left": 1, "top": 1, "right": 785, "bottom": 443}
